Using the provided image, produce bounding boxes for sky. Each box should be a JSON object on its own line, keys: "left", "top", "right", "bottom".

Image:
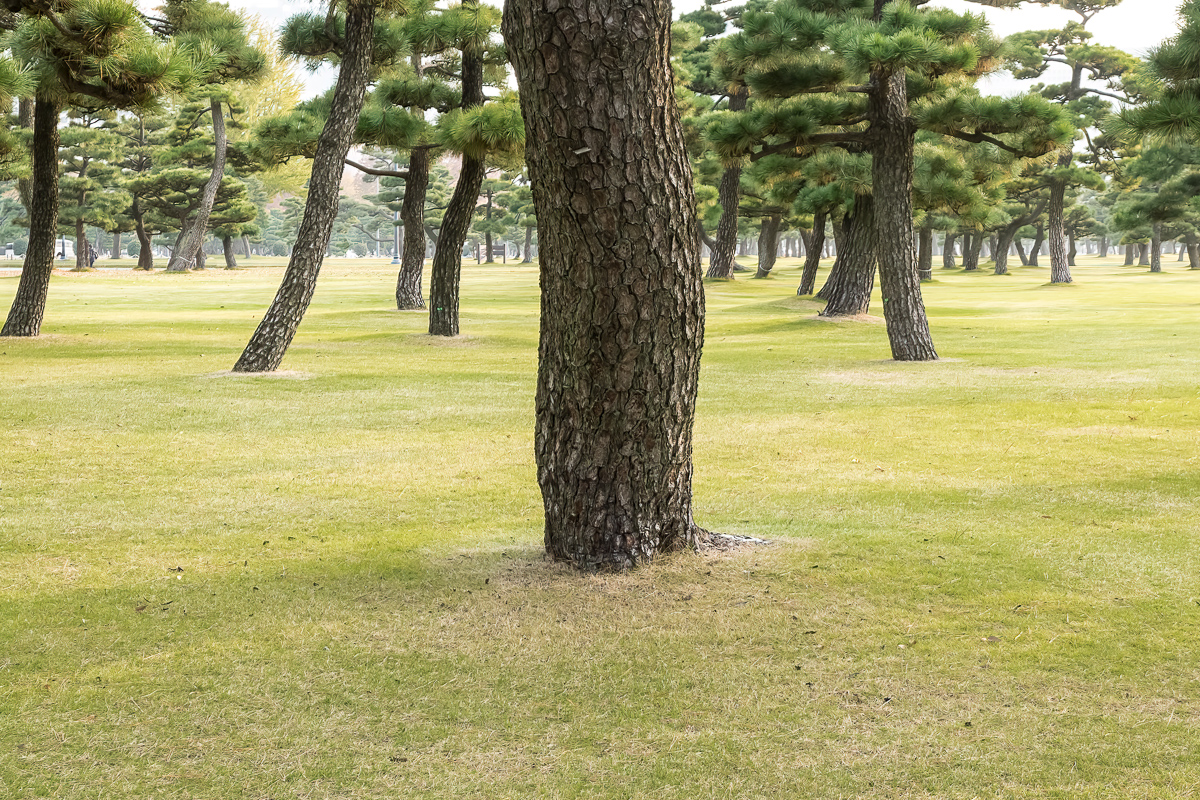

{"left": 227, "top": 0, "right": 1188, "bottom": 97}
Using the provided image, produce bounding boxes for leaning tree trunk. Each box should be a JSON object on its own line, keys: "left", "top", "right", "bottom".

{"left": 3, "top": 98, "right": 60, "bottom": 337}
{"left": 797, "top": 209, "right": 826, "bottom": 295}
{"left": 1067, "top": 232, "right": 1077, "bottom": 266}
{"left": 396, "top": 147, "right": 430, "bottom": 310}
{"left": 871, "top": 68, "right": 936, "bottom": 361}
{"left": 754, "top": 212, "right": 781, "bottom": 278}
{"left": 1150, "top": 222, "right": 1163, "bottom": 273}
{"left": 818, "top": 195, "right": 875, "bottom": 316}
{"left": 168, "top": 98, "right": 227, "bottom": 272}
{"left": 232, "top": 0, "right": 376, "bottom": 372}
{"left": 428, "top": 26, "right": 487, "bottom": 337}
{"left": 1029, "top": 225, "right": 1045, "bottom": 267}
{"left": 994, "top": 225, "right": 1018, "bottom": 275}
{"left": 222, "top": 235, "right": 238, "bottom": 269}
{"left": 505, "top": 0, "right": 706, "bottom": 570}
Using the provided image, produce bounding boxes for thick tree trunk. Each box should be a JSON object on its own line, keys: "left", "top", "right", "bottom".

{"left": 396, "top": 147, "right": 430, "bottom": 310}
{"left": 169, "top": 98, "right": 227, "bottom": 272}
{"left": 942, "top": 232, "right": 957, "bottom": 269}
{"left": 111, "top": 231, "right": 121, "bottom": 260}
{"left": 754, "top": 212, "right": 781, "bottom": 278}
{"left": 1150, "top": 222, "right": 1163, "bottom": 273}
{"left": 818, "top": 195, "right": 875, "bottom": 316}
{"left": 871, "top": 68, "right": 936, "bottom": 360}
{"left": 1138, "top": 243, "right": 1150, "bottom": 266}
{"left": 3, "top": 98, "right": 60, "bottom": 337}
{"left": 73, "top": 216, "right": 93, "bottom": 272}
{"left": 505, "top": 0, "right": 705, "bottom": 569}
{"left": 1189, "top": 242, "right": 1199, "bottom": 269}
{"left": 428, "top": 25, "right": 487, "bottom": 337}
{"left": 1098, "top": 236, "right": 1108, "bottom": 258}
{"left": 797, "top": 209, "right": 826, "bottom": 295}
{"left": 994, "top": 226, "right": 1018, "bottom": 275}
{"left": 232, "top": 0, "right": 375, "bottom": 372}
{"left": 222, "top": 234, "right": 238, "bottom": 269}
{"left": 1124, "top": 243, "right": 1135, "bottom": 265}
{"left": 917, "top": 223, "right": 933, "bottom": 281}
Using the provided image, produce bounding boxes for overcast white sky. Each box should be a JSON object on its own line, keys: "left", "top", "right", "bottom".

{"left": 229, "top": 0, "right": 1187, "bottom": 97}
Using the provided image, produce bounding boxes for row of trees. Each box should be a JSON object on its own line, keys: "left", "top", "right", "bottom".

{"left": 3, "top": 0, "right": 1199, "bottom": 569}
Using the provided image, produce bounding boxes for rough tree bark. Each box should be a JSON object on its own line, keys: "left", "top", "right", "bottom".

{"left": 505, "top": 0, "right": 707, "bottom": 569}
{"left": 942, "top": 232, "right": 957, "bottom": 269}
{"left": 870, "top": 67, "right": 936, "bottom": 360}
{"left": 797, "top": 208, "right": 826, "bottom": 295}
{"left": 232, "top": 0, "right": 375, "bottom": 372}
{"left": 395, "top": 147, "right": 430, "bottom": 309}
{"left": 132, "top": 198, "right": 154, "bottom": 270}
{"left": 3, "top": 98, "right": 61, "bottom": 337}
{"left": 961, "top": 232, "right": 981, "bottom": 271}
{"left": 917, "top": 223, "right": 933, "bottom": 281}
{"left": 1150, "top": 221, "right": 1163, "bottom": 273}
{"left": 818, "top": 196, "right": 875, "bottom": 316}
{"left": 222, "top": 234, "right": 237, "bottom": 269}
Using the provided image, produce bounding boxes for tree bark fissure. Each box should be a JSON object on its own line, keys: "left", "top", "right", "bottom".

{"left": 706, "top": 87, "right": 748, "bottom": 280}
{"left": 754, "top": 212, "right": 781, "bottom": 278}
{"left": 818, "top": 195, "right": 875, "bottom": 316}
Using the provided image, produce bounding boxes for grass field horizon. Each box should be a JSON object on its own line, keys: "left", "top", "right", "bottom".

{"left": 2, "top": 254, "right": 1198, "bottom": 798}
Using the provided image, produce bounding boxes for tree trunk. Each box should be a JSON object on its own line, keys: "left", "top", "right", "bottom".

{"left": 818, "top": 194, "right": 875, "bottom": 316}
{"left": 232, "top": 0, "right": 375, "bottom": 372}
{"left": 1124, "top": 243, "right": 1135, "bottom": 265}
{"left": 133, "top": 198, "right": 154, "bottom": 270}
{"left": 428, "top": 22, "right": 487, "bottom": 337}
{"left": 111, "top": 231, "right": 122, "bottom": 260}
{"left": 917, "top": 223, "right": 933, "bottom": 281}
{"left": 168, "top": 98, "right": 227, "bottom": 272}
{"left": 222, "top": 234, "right": 238, "bottom": 269}
{"left": 3, "top": 98, "right": 60, "bottom": 337}
{"left": 73, "top": 216, "right": 93, "bottom": 272}
{"left": 396, "top": 147, "right": 430, "bottom": 310}
{"left": 1150, "top": 222, "right": 1162, "bottom": 273}
{"left": 754, "top": 212, "right": 781, "bottom": 278}
{"left": 797, "top": 209, "right": 826, "bottom": 295}
{"left": 942, "top": 232, "right": 957, "bottom": 269}
{"left": 706, "top": 88, "right": 748, "bottom": 281}
{"left": 1138, "top": 243, "right": 1150, "bottom": 266}
{"left": 1067, "top": 232, "right": 1076, "bottom": 266}
{"left": 1189, "top": 242, "right": 1199, "bottom": 269}
{"left": 961, "top": 232, "right": 980, "bottom": 271}
{"left": 1099, "top": 236, "right": 1108, "bottom": 258}
{"left": 523, "top": 224, "right": 534, "bottom": 263}
{"left": 1014, "top": 238, "right": 1028, "bottom": 266}
{"left": 994, "top": 225, "right": 1017, "bottom": 275}
{"left": 505, "top": 0, "right": 706, "bottom": 569}
{"left": 1029, "top": 226, "right": 1044, "bottom": 267}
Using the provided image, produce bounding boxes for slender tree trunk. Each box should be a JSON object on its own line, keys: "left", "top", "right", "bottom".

{"left": 1047, "top": 161, "right": 1071, "bottom": 283}
{"left": 818, "top": 195, "right": 875, "bottom": 316}
{"left": 505, "top": 0, "right": 706, "bottom": 569}
{"left": 942, "top": 232, "right": 957, "bottom": 269}
{"left": 754, "top": 213, "right": 781, "bottom": 278}
{"left": 523, "top": 224, "right": 534, "bottom": 263}
{"left": 1067, "top": 232, "right": 1076, "bottom": 266}
{"left": 396, "top": 147, "right": 430, "bottom": 310}
{"left": 233, "top": 0, "right": 376, "bottom": 372}
{"left": 73, "top": 217, "right": 93, "bottom": 272}
{"left": 169, "top": 98, "right": 227, "bottom": 272}
{"left": 1150, "top": 222, "right": 1163, "bottom": 273}
{"left": 428, "top": 21, "right": 487, "bottom": 337}
{"left": 1098, "top": 236, "right": 1108, "bottom": 258}
{"left": 133, "top": 198, "right": 154, "bottom": 270}
{"left": 222, "top": 235, "right": 238, "bottom": 269}
{"left": 3, "top": 98, "right": 60, "bottom": 337}
{"left": 797, "top": 209, "right": 826, "bottom": 295}
{"left": 1030, "top": 226, "right": 1045, "bottom": 267}
{"left": 1188, "top": 242, "right": 1199, "bottom": 270}
{"left": 706, "top": 88, "right": 748, "bottom": 281}
{"left": 1015, "top": 238, "right": 1029, "bottom": 266}
{"left": 917, "top": 223, "right": 933, "bottom": 281}
{"left": 111, "top": 231, "right": 122, "bottom": 260}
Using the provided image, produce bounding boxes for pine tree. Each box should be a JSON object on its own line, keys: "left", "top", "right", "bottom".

{"left": 2, "top": 0, "right": 201, "bottom": 336}
{"left": 709, "top": 0, "right": 1071, "bottom": 360}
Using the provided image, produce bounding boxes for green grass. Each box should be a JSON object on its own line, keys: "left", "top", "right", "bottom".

{"left": 2, "top": 254, "right": 1199, "bottom": 799}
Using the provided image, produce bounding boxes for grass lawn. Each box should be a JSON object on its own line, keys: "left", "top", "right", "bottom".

{"left": 1, "top": 254, "right": 1198, "bottom": 798}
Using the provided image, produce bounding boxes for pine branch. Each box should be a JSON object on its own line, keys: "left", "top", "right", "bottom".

{"left": 345, "top": 158, "right": 411, "bottom": 179}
